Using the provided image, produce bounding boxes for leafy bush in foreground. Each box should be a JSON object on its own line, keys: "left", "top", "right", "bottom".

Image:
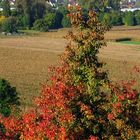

{"left": 0, "top": 78, "right": 20, "bottom": 117}
{"left": 0, "top": 6, "right": 139, "bottom": 140}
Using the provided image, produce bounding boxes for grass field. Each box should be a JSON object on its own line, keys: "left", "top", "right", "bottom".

{"left": 0, "top": 26, "right": 140, "bottom": 110}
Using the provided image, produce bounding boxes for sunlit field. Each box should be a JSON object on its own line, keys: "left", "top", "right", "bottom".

{"left": 0, "top": 26, "right": 140, "bottom": 110}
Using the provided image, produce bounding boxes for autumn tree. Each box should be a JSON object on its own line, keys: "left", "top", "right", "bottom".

{"left": 0, "top": 5, "right": 139, "bottom": 140}
{"left": 60, "top": 5, "right": 110, "bottom": 139}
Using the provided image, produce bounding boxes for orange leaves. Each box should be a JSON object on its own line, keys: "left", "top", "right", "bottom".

{"left": 107, "top": 80, "right": 140, "bottom": 139}
{"left": 107, "top": 113, "right": 115, "bottom": 121}
{"left": 67, "top": 5, "right": 81, "bottom": 12}
{"left": 89, "top": 135, "right": 99, "bottom": 140}
{"left": 0, "top": 65, "right": 76, "bottom": 139}
{"left": 67, "top": 5, "right": 84, "bottom": 28}
{"left": 88, "top": 11, "right": 97, "bottom": 18}
{"left": 78, "top": 102, "right": 93, "bottom": 119}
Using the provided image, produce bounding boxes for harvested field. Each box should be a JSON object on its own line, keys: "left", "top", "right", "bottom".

{"left": 0, "top": 27, "right": 140, "bottom": 110}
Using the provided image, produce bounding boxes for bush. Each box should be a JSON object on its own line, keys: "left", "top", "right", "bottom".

{"left": 61, "top": 16, "right": 71, "bottom": 28}
{"left": 44, "top": 12, "right": 63, "bottom": 29}
{"left": 0, "top": 22, "right": 2, "bottom": 32}
{"left": 110, "top": 11, "right": 123, "bottom": 26}
{"left": 54, "top": 11, "right": 63, "bottom": 28}
{"left": 45, "top": 13, "right": 57, "bottom": 29}
{"left": 123, "top": 12, "right": 136, "bottom": 26}
{"left": 135, "top": 10, "right": 140, "bottom": 25}
{"left": 102, "top": 13, "right": 112, "bottom": 25}
{"left": 1, "top": 17, "right": 18, "bottom": 33}
{"left": 1, "top": 0, "right": 11, "bottom": 17}
{"left": 33, "top": 19, "right": 48, "bottom": 32}
{"left": 102, "top": 12, "right": 123, "bottom": 26}
{"left": 0, "top": 16, "right": 5, "bottom": 32}
{"left": 58, "top": 6, "right": 71, "bottom": 28}
{"left": 0, "top": 16, "right": 6, "bottom": 23}
{"left": 0, "top": 78, "right": 20, "bottom": 116}
{"left": 16, "top": 15, "right": 26, "bottom": 30}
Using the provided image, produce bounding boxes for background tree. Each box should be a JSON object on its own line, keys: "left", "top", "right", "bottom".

{"left": 61, "top": 15, "right": 71, "bottom": 27}
{"left": 58, "top": 6, "right": 72, "bottom": 28}
{"left": 2, "top": 0, "right": 11, "bottom": 17}
{"left": 123, "top": 12, "right": 136, "bottom": 26}
{"left": 33, "top": 19, "right": 48, "bottom": 32}
{"left": 135, "top": 10, "right": 140, "bottom": 25}
{"left": 1, "top": 17, "right": 18, "bottom": 33}
{"left": 15, "top": 0, "right": 33, "bottom": 28}
{"left": 76, "top": 0, "right": 121, "bottom": 12}
{"left": 107, "top": 0, "right": 121, "bottom": 11}
{"left": 32, "top": 0, "right": 46, "bottom": 21}
{"left": 45, "top": 13, "right": 57, "bottom": 29}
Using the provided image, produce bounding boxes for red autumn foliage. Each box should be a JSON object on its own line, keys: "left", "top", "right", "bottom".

{"left": 0, "top": 65, "right": 77, "bottom": 139}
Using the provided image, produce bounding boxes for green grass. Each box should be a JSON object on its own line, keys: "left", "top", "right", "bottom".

{"left": 118, "top": 41, "right": 140, "bottom": 45}
{"left": 18, "top": 30, "right": 41, "bottom": 36}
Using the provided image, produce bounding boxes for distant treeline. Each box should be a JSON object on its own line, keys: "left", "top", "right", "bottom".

{"left": 0, "top": 0, "right": 140, "bottom": 33}
{"left": 100, "top": 10, "right": 140, "bottom": 26}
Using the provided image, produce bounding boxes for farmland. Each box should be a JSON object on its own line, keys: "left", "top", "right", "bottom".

{"left": 0, "top": 26, "right": 140, "bottom": 110}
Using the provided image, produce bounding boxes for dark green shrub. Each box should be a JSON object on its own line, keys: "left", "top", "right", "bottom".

{"left": 45, "top": 13, "right": 57, "bottom": 29}
{"left": 102, "top": 13, "right": 112, "bottom": 25}
{"left": 11, "top": 9, "right": 18, "bottom": 17}
{"left": 54, "top": 11, "right": 63, "bottom": 28}
{"left": 33, "top": 19, "right": 48, "bottom": 32}
{"left": 1, "top": 17, "right": 18, "bottom": 33}
{"left": 116, "top": 38, "right": 131, "bottom": 42}
{"left": 32, "top": 2, "right": 46, "bottom": 20}
{"left": 61, "top": 16, "right": 71, "bottom": 28}
{"left": 1, "top": 0, "right": 11, "bottom": 17}
{"left": 110, "top": 11, "right": 123, "bottom": 26}
{"left": 58, "top": 6, "right": 71, "bottom": 28}
{"left": 135, "top": 11, "right": 140, "bottom": 25}
{"left": 123, "top": 12, "right": 136, "bottom": 26}
{"left": 0, "top": 78, "right": 20, "bottom": 116}
{"left": 0, "top": 22, "right": 2, "bottom": 32}
{"left": 102, "top": 12, "right": 123, "bottom": 26}
{"left": 16, "top": 15, "right": 26, "bottom": 30}
{"left": 22, "top": 14, "right": 31, "bottom": 29}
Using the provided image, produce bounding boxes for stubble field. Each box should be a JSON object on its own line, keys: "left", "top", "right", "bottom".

{"left": 0, "top": 26, "right": 140, "bottom": 110}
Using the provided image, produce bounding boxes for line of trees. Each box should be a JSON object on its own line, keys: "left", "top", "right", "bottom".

{"left": 0, "top": 0, "right": 140, "bottom": 33}
{"left": 101, "top": 10, "right": 140, "bottom": 26}
{"left": 0, "top": 0, "right": 71, "bottom": 33}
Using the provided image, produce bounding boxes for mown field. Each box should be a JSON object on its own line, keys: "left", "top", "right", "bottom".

{"left": 0, "top": 26, "right": 140, "bottom": 110}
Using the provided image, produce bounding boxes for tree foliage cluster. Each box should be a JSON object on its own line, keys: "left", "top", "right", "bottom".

{"left": 0, "top": 0, "right": 71, "bottom": 32}
{"left": 0, "top": 5, "right": 139, "bottom": 139}
{"left": 0, "top": 78, "right": 20, "bottom": 117}
{"left": 101, "top": 10, "right": 140, "bottom": 26}
{"left": 0, "top": 0, "right": 140, "bottom": 33}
